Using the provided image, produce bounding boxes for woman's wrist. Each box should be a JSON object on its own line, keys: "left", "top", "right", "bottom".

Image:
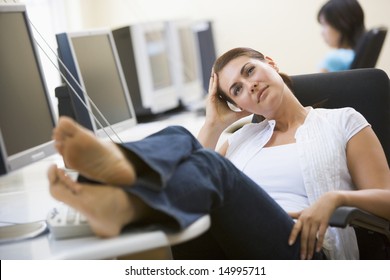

{"left": 202, "top": 118, "right": 229, "bottom": 134}
{"left": 327, "top": 191, "right": 347, "bottom": 209}
{"left": 197, "top": 122, "right": 224, "bottom": 149}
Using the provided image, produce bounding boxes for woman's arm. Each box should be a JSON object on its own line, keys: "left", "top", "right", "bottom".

{"left": 342, "top": 126, "right": 390, "bottom": 219}
{"left": 289, "top": 126, "right": 390, "bottom": 259}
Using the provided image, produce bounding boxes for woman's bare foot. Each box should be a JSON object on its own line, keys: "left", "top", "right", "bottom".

{"left": 48, "top": 165, "right": 142, "bottom": 237}
{"left": 53, "top": 116, "right": 136, "bottom": 185}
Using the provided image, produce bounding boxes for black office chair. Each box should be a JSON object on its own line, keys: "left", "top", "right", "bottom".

{"left": 253, "top": 68, "right": 390, "bottom": 259}
{"left": 350, "top": 26, "right": 388, "bottom": 69}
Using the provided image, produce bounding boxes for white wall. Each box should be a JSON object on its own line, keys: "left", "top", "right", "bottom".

{"left": 62, "top": 0, "right": 390, "bottom": 76}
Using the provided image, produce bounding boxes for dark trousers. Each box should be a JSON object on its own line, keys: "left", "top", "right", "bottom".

{"left": 115, "top": 126, "right": 323, "bottom": 259}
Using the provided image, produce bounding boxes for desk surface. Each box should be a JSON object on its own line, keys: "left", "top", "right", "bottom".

{"left": 0, "top": 111, "right": 210, "bottom": 259}
{"left": 0, "top": 214, "right": 211, "bottom": 260}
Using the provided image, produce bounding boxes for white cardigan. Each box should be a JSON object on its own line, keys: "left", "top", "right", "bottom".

{"left": 226, "top": 107, "right": 370, "bottom": 259}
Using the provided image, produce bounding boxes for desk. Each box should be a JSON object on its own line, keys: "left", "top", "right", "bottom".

{"left": 0, "top": 111, "right": 210, "bottom": 259}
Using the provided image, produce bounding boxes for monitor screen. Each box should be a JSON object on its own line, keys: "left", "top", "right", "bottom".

{"left": 145, "top": 30, "right": 172, "bottom": 90}
{"left": 0, "top": 4, "right": 56, "bottom": 175}
{"left": 165, "top": 20, "right": 203, "bottom": 106}
{"left": 56, "top": 30, "right": 137, "bottom": 139}
{"left": 128, "top": 22, "right": 180, "bottom": 113}
{"left": 178, "top": 26, "right": 199, "bottom": 84}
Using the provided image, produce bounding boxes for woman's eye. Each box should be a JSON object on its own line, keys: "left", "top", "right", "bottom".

{"left": 233, "top": 85, "right": 242, "bottom": 96}
{"left": 246, "top": 66, "right": 255, "bottom": 75}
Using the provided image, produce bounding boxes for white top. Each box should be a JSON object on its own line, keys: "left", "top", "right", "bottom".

{"left": 226, "top": 107, "right": 370, "bottom": 259}
{"left": 244, "top": 143, "right": 309, "bottom": 213}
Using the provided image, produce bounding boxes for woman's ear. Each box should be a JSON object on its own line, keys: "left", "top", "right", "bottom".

{"left": 265, "top": 56, "right": 279, "bottom": 72}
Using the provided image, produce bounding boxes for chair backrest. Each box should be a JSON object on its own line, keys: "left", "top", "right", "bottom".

{"left": 252, "top": 69, "right": 390, "bottom": 165}
{"left": 350, "top": 27, "right": 387, "bottom": 69}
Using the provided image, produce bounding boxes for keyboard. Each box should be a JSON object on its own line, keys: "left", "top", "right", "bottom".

{"left": 46, "top": 204, "right": 94, "bottom": 239}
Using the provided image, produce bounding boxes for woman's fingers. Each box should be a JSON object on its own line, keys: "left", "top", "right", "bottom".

{"left": 208, "top": 68, "right": 217, "bottom": 96}
{"left": 288, "top": 211, "right": 327, "bottom": 260}
{"left": 288, "top": 218, "right": 301, "bottom": 246}
{"left": 316, "top": 224, "right": 327, "bottom": 253}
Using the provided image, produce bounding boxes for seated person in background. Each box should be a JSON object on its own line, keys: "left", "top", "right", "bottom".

{"left": 317, "top": 0, "right": 365, "bottom": 72}
{"left": 48, "top": 47, "right": 390, "bottom": 260}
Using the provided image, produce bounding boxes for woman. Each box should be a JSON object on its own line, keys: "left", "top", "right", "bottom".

{"left": 48, "top": 47, "right": 390, "bottom": 260}
{"left": 317, "top": 0, "right": 366, "bottom": 72}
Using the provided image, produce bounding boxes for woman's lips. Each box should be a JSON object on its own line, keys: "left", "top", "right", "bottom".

{"left": 257, "top": 85, "right": 269, "bottom": 103}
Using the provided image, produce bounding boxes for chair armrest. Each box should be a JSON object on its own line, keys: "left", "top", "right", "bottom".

{"left": 167, "top": 215, "right": 211, "bottom": 246}
{"left": 329, "top": 206, "right": 390, "bottom": 241}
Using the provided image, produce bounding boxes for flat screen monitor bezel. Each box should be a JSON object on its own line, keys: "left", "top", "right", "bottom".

{"left": 57, "top": 29, "right": 137, "bottom": 139}
{"left": 0, "top": 3, "right": 57, "bottom": 175}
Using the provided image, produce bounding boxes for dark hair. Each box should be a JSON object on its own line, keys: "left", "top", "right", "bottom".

{"left": 212, "top": 47, "right": 293, "bottom": 106}
{"left": 317, "top": 0, "right": 365, "bottom": 48}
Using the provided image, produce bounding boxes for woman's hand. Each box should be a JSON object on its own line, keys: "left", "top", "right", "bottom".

{"left": 198, "top": 70, "right": 251, "bottom": 149}
{"left": 205, "top": 72, "right": 251, "bottom": 130}
{"left": 288, "top": 192, "right": 342, "bottom": 260}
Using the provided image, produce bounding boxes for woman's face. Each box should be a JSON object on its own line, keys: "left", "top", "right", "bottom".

{"left": 319, "top": 15, "right": 341, "bottom": 48}
{"left": 218, "top": 55, "right": 285, "bottom": 116}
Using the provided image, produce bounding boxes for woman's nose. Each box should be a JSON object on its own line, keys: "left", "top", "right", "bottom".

{"left": 250, "top": 82, "right": 258, "bottom": 94}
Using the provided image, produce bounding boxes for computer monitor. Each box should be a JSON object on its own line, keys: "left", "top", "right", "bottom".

{"left": 0, "top": 3, "right": 57, "bottom": 176}
{"left": 56, "top": 29, "right": 137, "bottom": 139}
{"left": 165, "top": 20, "right": 204, "bottom": 107}
{"left": 112, "top": 22, "right": 180, "bottom": 119}
{"left": 192, "top": 21, "right": 217, "bottom": 94}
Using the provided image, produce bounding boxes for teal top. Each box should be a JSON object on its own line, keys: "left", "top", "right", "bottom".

{"left": 319, "top": 49, "right": 355, "bottom": 71}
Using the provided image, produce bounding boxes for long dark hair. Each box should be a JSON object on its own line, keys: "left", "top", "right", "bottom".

{"left": 213, "top": 47, "right": 292, "bottom": 106}
{"left": 317, "top": 0, "right": 366, "bottom": 48}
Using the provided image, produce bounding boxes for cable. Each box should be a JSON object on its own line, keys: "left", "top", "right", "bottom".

{"left": 28, "top": 18, "right": 124, "bottom": 144}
